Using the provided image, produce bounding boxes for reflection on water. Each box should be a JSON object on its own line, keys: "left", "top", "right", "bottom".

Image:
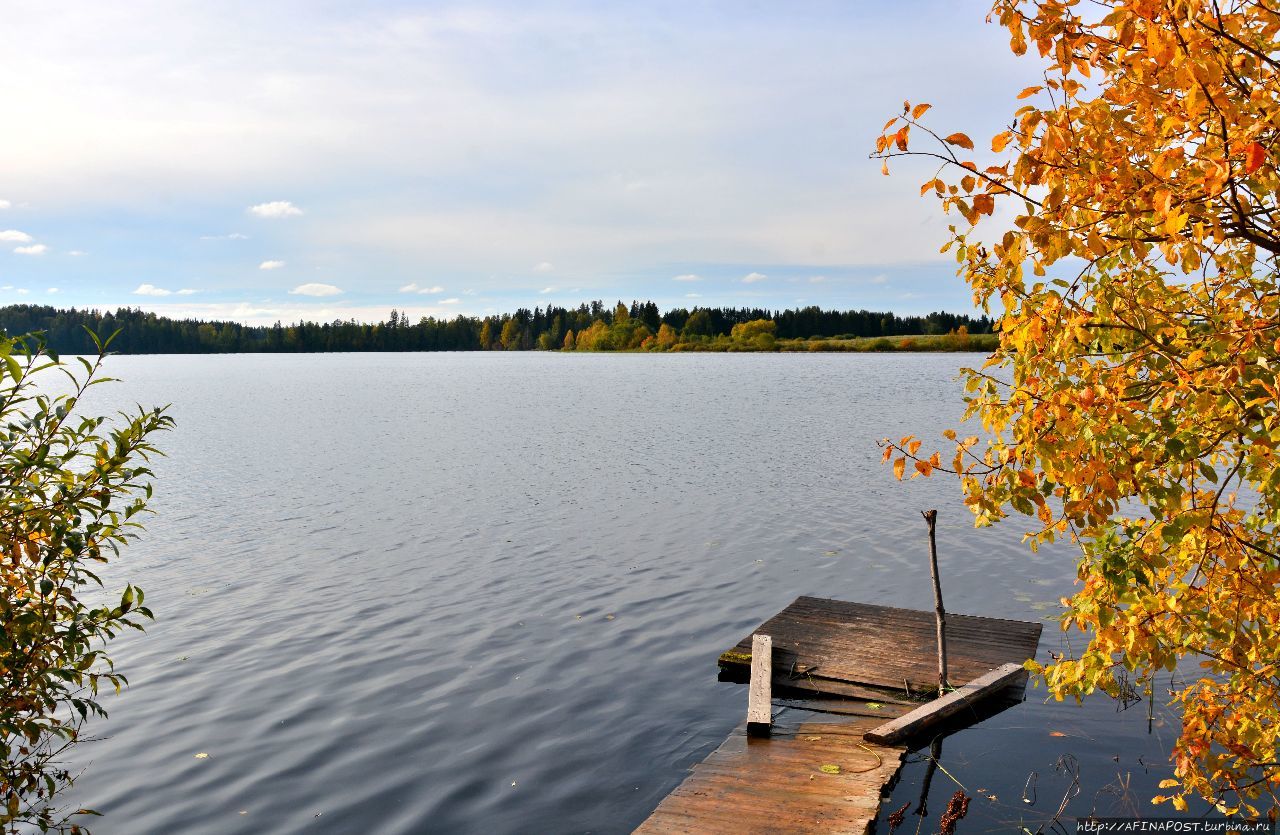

{"left": 57, "top": 352, "right": 1182, "bottom": 834}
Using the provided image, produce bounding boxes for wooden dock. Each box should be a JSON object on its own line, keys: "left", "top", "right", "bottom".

{"left": 636, "top": 596, "right": 1042, "bottom": 834}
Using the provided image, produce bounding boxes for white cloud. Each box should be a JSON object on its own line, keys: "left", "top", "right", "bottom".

{"left": 15, "top": 289, "right": 28, "bottom": 295}
{"left": 0, "top": 230, "right": 32, "bottom": 243}
{"left": 870, "top": 273, "right": 888, "bottom": 285}
{"left": 289, "top": 282, "right": 342, "bottom": 297}
{"left": 68, "top": 250, "right": 86, "bottom": 256}
{"left": 177, "top": 288, "right": 198, "bottom": 295}
{"left": 809, "top": 275, "right": 827, "bottom": 283}
{"left": 672, "top": 274, "right": 700, "bottom": 282}
{"left": 539, "top": 286, "right": 555, "bottom": 294}
{"left": 0, "top": 200, "right": 10, "bottom": 210}
{"left": 201, "top": 232, "right": 249, "bottom": 240}
{"left": 399, "top": 282, "right": 445, "bottom": 294}
{"left": 47, "top": 287, "right": 59, "bottom": 294}
{"left": 438, "top": 297, "right": 461, "bottom": 304}
{"left": 259, "top": 260, "right": 286, "bottom": 270}
{"left": 685, "top": 292, "right": 702, "bottom": 298}
{"left": 133, "top": 283, "right": 172, "bottom": 296}
{"left": 14, "top": 244, "right": 47, "bottom": 255}
{"left": 742, "top": 271, "right": 767, "bottom": 283}
{"left": 533, "top": 261, "right": 554, "bottom": 273}
{"left": 248, "top": 201, "right": 303, "bottom": 219}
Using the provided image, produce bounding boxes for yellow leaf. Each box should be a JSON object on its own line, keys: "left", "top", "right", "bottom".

{"left": 945, "top": 133, "right": 975, "bottom": 150}
{"left": 911, "top": 103, "right": 931, "bottom": 119}
{"left": 1017, "top": 86, "right": 1042, "bottom": 99}
{"left": 893, "top": 457, "right": 906, "bottom": 480}
{"left": 992, "top": 131, "right": 1012, "bottom": 153}
{"left": 894, "top": 126, "right": 910, "bottom": 152}
{"left": 1164, "top": 210, "right": 1188, "bottom": 236}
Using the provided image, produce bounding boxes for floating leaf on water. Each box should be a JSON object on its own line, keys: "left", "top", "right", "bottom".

{"left": 1049, "top": 731, "right": 1067, "bottom": 737}
{"left": 605, "top": 614, "right": 615, "bottom": 620}
{"left": 866, "top": 702, "right": 884, "bottom": 710}
{"left": 804, "top": 735, "right": 822, "bottom": 741}
{"left": 194, "top": 752, "right": 209, "bottom": 759}
{"left": 824, "top": 550, "right": 838, "bottom": 556}
{"left": 819, "top": 764, "right": 841, "bottom": 774}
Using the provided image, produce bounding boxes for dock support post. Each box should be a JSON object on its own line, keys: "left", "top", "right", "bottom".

{"left": 922, "top": 509, "right": 948, "bottom": 694}
{"left": 746, "top": 634, "right": 772, "bottom": 736}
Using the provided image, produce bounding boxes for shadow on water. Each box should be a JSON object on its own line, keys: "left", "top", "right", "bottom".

{"left": 873, "top": 666, "right": 1196, "bottom": 834}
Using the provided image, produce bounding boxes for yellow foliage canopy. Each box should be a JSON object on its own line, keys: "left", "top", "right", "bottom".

{"left": 875, "top": 0, "right": 1280, "bottom": 815}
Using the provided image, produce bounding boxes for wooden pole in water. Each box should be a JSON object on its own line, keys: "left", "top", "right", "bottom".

{"left": 922, "top": 509, "right": 948, "bottom": 694}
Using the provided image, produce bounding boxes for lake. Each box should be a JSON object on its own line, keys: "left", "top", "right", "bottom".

{"left": 62, "top": 352, "right": 1184, "bottom": 833}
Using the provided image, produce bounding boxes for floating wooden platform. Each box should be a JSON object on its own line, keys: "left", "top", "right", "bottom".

{"left": 635, "top": 712, "right": 907, "bottom": 835}
{"left": 637, "top": 596, "right": 1043, "bottom": 834}
{"left": 717, "top": 596, "right": 1042, "bottom": 699}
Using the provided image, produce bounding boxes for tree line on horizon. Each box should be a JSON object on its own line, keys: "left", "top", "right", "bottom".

{"left": 0, "top": 302, "right": 993, "bottom": 354}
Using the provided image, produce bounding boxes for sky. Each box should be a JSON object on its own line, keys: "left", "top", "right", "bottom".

{"left": 0, "top": 1, "right": 1040, "bottom": 326}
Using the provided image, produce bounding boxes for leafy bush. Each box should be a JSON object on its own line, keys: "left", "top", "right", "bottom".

{"left": 0, "top": 334, "right": 171, "bottom": 832}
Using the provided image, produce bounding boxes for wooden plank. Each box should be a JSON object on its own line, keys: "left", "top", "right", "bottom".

{"left": 746, "top": 634, "right": 771, "bottom": 735}
{"left": 863, "top": 662, "right": 1028, "bottom": 745}
{"left": 635, "top": 714, "right": 905, "bottom": 835}
{"left": 718, "top": 596, "right": 1042, "bottom": 697}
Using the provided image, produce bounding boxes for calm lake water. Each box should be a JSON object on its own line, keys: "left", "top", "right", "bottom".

{"left": 61, "top": 352, "right": 1189, "bottom": 833}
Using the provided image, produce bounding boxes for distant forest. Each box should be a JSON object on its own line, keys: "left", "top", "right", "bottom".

{"left": 0, "top": 302, "right": 994, "bottom": 355}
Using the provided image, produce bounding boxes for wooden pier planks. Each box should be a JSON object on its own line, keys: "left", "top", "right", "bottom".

{"left": 634, "top": 713, "right": 908, "bottom": 835}
{"left": 637, "top": 597, "right": 1044, "bottom": 834}
{"left": 718, "top": 596, "right": 1043, "bottom": 697}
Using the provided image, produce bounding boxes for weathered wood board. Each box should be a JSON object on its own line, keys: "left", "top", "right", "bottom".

{"left": 634, "top": 713, "right": 907, "bottom": 835}
{"left": 718, "top": 596, "right": 1042, "bottom": 698}
{"left": 747, "top": 634, "right": 772, "bottom": 735}
{"left": 864, "top": 661, "right": 1028, "bottom": 745}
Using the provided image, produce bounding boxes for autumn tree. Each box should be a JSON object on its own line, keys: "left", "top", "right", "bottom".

{"left": 499, "top": 318, "right": 522, "bottom": 351}
{"left": 730, "top": 318, "right": 777, "bottom": 350}
{"left": 875, "top": 0, "right": 1280, "bottom": 815}
{"left": 0, "top": 334, "right": 171, "bottom": 830}
{"left": 682, "top": 309, "right": 713, "bottom": 338}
